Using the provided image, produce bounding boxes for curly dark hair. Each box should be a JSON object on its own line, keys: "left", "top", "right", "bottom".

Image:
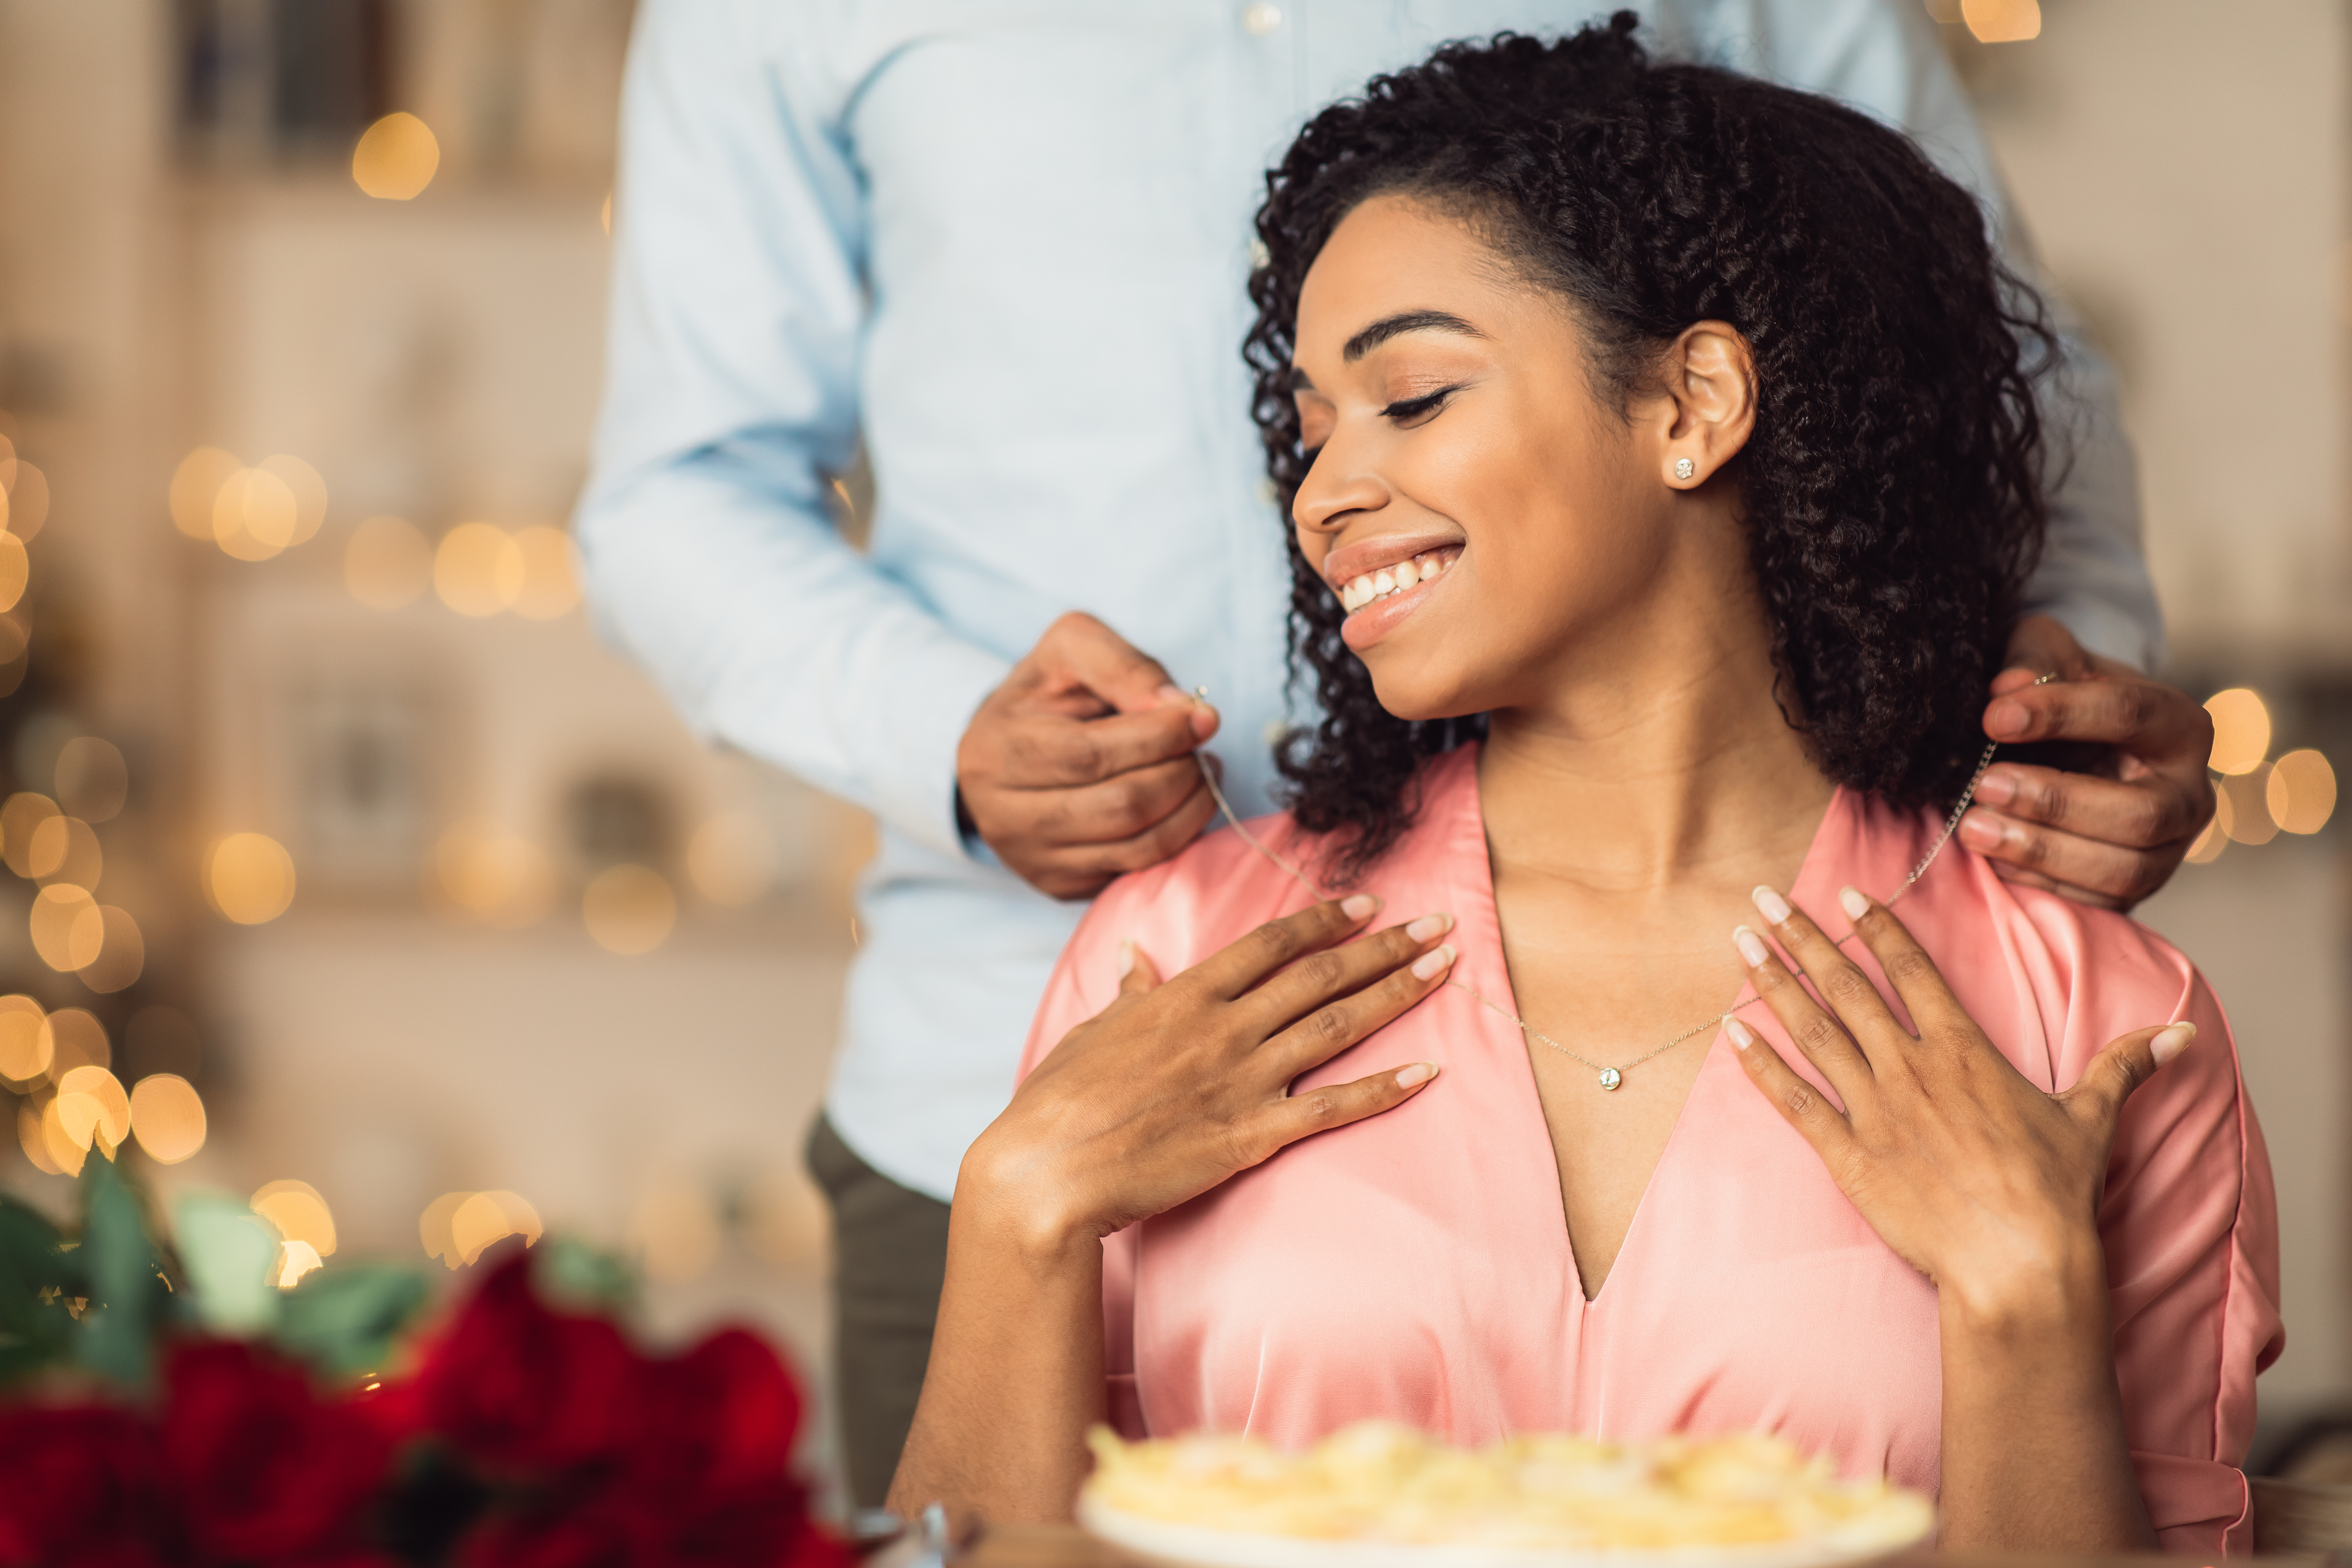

{"left": 1247, "top": 14, "right": 2054, "bottom": 877}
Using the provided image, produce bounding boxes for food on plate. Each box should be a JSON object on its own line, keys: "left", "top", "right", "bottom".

{"left": 1080, "top": 1422, "right": 1934, "bottom": 1553}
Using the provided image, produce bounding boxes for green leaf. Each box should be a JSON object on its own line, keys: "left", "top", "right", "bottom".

{"left": 535, "top": 1234, "right": 638, "bottom": 1315}
{"left": 74, "top": 1151, "right": 170, "bottom": 1388}
{"left": 173, "top": 1191, "right": 281, "bottom": 1337}
{"left": 273, "top": 1262, "right": 430, "bottom": 1379}
{"left": 0, "top": 1194, "right": 77, "bottom": 1385}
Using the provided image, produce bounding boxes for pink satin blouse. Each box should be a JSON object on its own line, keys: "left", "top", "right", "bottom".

{"left": 1018, "top": 746, "right": 2282, "bottom": 1553}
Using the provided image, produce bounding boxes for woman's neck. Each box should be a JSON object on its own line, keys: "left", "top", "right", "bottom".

{"left": 1477, "top": 588, "right": 1834, "bottom": 898}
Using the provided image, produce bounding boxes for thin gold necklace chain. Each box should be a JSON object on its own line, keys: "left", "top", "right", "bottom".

{"left": 1187, "top": 676, "right": 2049, "bottom": 1091}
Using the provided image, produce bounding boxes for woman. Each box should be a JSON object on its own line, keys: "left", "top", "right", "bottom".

{"left": 890, "top": 20, "right": 2279, "bottom": 1553}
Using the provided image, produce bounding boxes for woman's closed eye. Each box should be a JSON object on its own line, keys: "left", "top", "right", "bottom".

{"left": 1380, "top": 386, "right": 1459, "bottom": 425}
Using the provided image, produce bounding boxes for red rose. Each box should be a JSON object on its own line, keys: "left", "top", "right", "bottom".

{"left": 160, "top": 1339, "right": 393, "bottom": 1564}
{"left": 457, "top": 1496, "right": 667, "bottom": 1568}
{"left": 460, "top": 1488, "right": 850, "bottom": 1568}
{"left": 419, "top": 1253, "right": 644, "bottom": 1474}
{"left": 0, "top": 1405, "right": 173, "bottom": 1567}
{"left": 623, "top": 1328, "right": 802, "bottom": 1509}
{"left": 661, "top": 1484, "right": 851, "bottom": 1568}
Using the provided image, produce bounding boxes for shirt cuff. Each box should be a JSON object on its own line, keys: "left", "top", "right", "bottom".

{"left": 872, "top": 638, "right": 1012, "bottom": 863}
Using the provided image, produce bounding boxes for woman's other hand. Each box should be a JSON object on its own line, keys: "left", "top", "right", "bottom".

{"left": 1728, "top": 885, "right": 2182, "bottom": 1551}
{"left": 961, "top": 896, "right": 1457, "bottom": 1255}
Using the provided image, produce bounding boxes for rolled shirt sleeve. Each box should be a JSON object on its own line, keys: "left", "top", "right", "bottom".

{"left": 575, "top": 0, "right": 1009, "bottom": 861}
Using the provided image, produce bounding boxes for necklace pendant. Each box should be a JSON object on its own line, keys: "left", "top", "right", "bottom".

{"left": 1597, "top": 1067, "right": 1623, "bottom": 1091}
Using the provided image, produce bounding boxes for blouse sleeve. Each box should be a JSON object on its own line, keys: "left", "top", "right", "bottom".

{"left": 2094, "top": 959, "right": 2283, "bottom": 1555}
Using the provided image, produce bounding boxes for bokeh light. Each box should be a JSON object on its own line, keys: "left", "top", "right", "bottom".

{"left": 0, "top": 995, "right": 47, "bottom": 1086}
{"left": 30, "top": 884, "right": 103, "bottom": 971}
{"left": 434, "top": 522, "right": 526, "bottom": 616}
{"left": 128, "top": 1073, "right": 207, "bottom": 1163}
{"left": 17, "top": 1097, "right": 62, "bottom": 1176}
{"left": 352, "top": 112, "right": 440, "bottom": 200}
{"left": 212, "top": 465, "right": 298, "bottom": 560}
{"left": 345, "top": 515, "right": 435, "bottom": 609}
{"left": 206, "top": 832, "right": 296, "bottom": 924}
{"left": 687, "top": 812, "right": 777, "bottom": 905}
{"left": 433, "top": 823, "right": 555, "bottom": 928}
{"left": 80, "top": 908, "right": 146, "bottom": 993}
{"left": 2205, "top": 688, "right": 2272, "bottom": 776}
{"left": 2222, "top": 768, "right": 2278, "bottom": 846}
{"left": 56, "top": 1065, "right": 131, "bottom": 1151}
{"left": 2268, "top": 749, "right": 2337, "bottom": 835}
{"left": 257, "top": 454, "right": 328, "bottom": 545}
{"left": 170, "top": 447, "right": 242, "bottom": 539}
{"left": 511, "top": 525, "right": 582, "bottom": 620}
{"left": 628, "top": 1182, "right": 722, "bottom": 1281}
{"left": 28, "top": 815, "right": 102, "bottom": 889}
{"left": 2, "top": 460, "right": 47, "bottom": 541}
{"left": 252, "top": 1178, "right": 338, "bottom": 1257}
{"left": 450, "top": 1190, "right": 543, "bottom": 1265}
{"left": 0, "top": 791, "right": 56, "bottom": 876}
{"left": 42, "top": 1009, "right": 109, "bottom": 1077}
{"left": 55, "top": 737, "right": 128, "bottom": 821}
{"left": 1962, "top": 0, "right": 2041, "bottom": 42}
{"left": 582, "top": 864, "right": 676, "bottom": 955}
{"left": 39, "top": 1095, "right": 86, "bottom": 1176}
{"left": 0, "top": 533, "right": 26, "bottom": 615}
{"left": 275, "top": 1240, "right": 325, "bottom": 1289}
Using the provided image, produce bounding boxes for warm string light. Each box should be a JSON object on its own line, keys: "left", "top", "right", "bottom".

{"left": 2186, "top": 688, "right": 2336, "bottom": 862}
{"left": 168, "top": 448, "right": 327, "bottom": 561}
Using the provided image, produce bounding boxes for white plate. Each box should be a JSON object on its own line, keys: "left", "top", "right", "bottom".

{"left": 1077, "top": 1498, "right": 1933, "bottom": 1568}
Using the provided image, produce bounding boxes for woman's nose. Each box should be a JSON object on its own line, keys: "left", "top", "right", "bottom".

{"left": 1291, "top": 430, "right": 1389, "bottom": 538}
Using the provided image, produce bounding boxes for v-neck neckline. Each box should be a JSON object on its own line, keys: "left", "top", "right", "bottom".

{"left": 1426, "top": 743, "right": 1851, "bottom": 1307}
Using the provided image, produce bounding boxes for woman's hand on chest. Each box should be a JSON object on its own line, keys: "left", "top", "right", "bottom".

{"left": 959, "top": 896, "right": 1459, "bottom": 1257}
{"left": 1725, "top": 884, "right": 2194, "bottom": 1324}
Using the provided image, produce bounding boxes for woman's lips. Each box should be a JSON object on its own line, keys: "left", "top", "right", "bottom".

{"left": 1337, "top": 547, "right": 1460, "bottom": 651}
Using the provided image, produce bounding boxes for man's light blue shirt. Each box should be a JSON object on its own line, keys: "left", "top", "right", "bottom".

{"left": 578, "top": 0, "right": 2162, "bottom": 1203}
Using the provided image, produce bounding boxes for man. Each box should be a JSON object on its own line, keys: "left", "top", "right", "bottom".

{"left": 576, "top": 0, "right": 2215, "bottom": 1504}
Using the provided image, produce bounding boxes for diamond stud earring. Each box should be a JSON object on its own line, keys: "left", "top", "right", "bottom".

{"left": 1674, "top": 458, "right": 1695, "bottom": 481}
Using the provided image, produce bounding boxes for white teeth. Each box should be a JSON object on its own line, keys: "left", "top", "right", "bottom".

{"left": 1371, "top": 570, "right": 1396, "bottom": 597}
{"left": 1393, "top": 560, "right": 1420, "bottom": 589}
{"left": 1336, "top": 552, "right": 1461, "bottom": 611}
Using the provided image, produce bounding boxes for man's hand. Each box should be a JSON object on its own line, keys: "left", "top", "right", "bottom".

{"left": 1958, "top": 615, "right": 2217, "bottom": 911}
{"left": 955, "top": 612, "right": 1220, "bottom": 899}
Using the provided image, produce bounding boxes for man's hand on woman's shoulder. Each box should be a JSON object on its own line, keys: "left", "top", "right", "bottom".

{"left": 1959, "top": 615, "right": 2218, "bottom": 912}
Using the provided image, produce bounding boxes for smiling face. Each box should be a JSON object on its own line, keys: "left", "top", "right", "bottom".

{"left": 1289, "top": 195, "right": 1751, "bottom": 724}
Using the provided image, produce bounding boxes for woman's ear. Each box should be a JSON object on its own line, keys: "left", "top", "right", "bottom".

{"left": 1656, "top": 321, "right": 1756, "bottom": 490}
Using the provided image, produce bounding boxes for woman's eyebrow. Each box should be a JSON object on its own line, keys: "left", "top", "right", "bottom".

{"left": 1343, "top": 309, "right": 1483, "bottom": 362}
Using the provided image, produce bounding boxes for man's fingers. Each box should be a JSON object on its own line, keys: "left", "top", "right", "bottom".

{"left": 1038, "top": 611, "right": 1220, "bottom": 737}
{"left": 1959, "top": 808, "right": 2170, "bottom": 910}
{"left": 2062, "top": 1022, "right": 2196, "bottom": 1133}
{"left": 997, "top": 707, "right": 1208, "bottom": 789}
{"left": 1243, "top": 1060, "right": 1442, "bottom": 1164}
{"left": 1023, "top": 753, "right": 1206, "bottom": 843}
{"left": 1982, "top": 674, "right": 2210, "bottom": 762}
{"left": 1731, "top": 918, "right": 1874, "bottom": 1103}
{"left": 1114, "top": 940, "right": 1163, "bottom": 996}
{"left": 1972, "top": 762, "right": 2200, "bottom": 849}
{"left": 1727, "top": 1015, "right": 1858, "bottom": 1162}
{"left": 1192, "top": 896, "right": 1385, "bottom": 999}
{"left": 1998, "top": 613, "right": 2095, "bottom": 684}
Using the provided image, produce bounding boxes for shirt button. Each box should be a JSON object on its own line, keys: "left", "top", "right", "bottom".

{"left": 1241, "top": 2, "right": 1282, "bottom": 36}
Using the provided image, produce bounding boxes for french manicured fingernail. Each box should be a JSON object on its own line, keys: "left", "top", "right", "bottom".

{"left": 1404, "top": 912, "right": 1452, "bottom": 943}
{"left": 1341, "top": 894, "right": 1381, "bottom": 920}
{"left": 1410, "top": 943, "right": 1456, "bottom": 980}
{"left": 1750, "top": 886, "right": 1792, "bottom": 925}
{"left": 1395, "top": 1061, "right": 1439, "bottom": 1089}
{"left": 1734, "top": 925, "right": 1771, "bottom": 967}
{"left": 1724, "top": 1017, "right": 1755, "bottom": 1050}
{"left": 1958, "top": 808, "right": 2008, "bottom": 852}
{"left": 2152, "top": 1022, "right": 2198, "bottom": 1064}
{"left": 1838, "top": 886, "right": 1869, "bottom": 922}
{"left": 1986, "top": 697, "right": 2030, "bottom": 740}
{"left": 1116, "top": 939, "right": 1136, "bottom": 979}
{"left": 1974, "top": 766, "right": 2017, "bottom": 807}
